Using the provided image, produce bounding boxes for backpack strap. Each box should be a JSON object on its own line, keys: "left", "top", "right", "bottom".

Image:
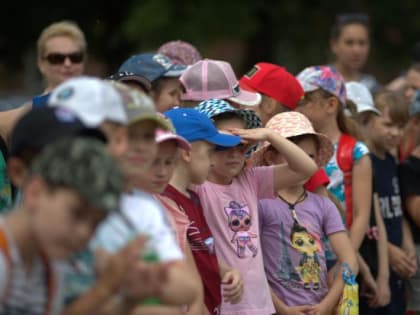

{"left": 0, "top": 226, "right": 56, "bottom": 315}
{"left": 336, "top": 134, "right": 357, "bottom": 229}
{"left": 0, "top": 227, "right": 12, "bottom": 306}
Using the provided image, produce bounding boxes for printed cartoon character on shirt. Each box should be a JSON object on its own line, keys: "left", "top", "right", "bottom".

{"left": 224, "top": 201, "right": 258, "bottom": 258}
{"left": 290, "top": 221, "right": 321, "bottom": 290}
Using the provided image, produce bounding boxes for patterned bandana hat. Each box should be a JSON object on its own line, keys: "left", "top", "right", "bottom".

{"left": 195, "top": 98, "right": 262, "bottom": 129}
{"left": 157, "top": 40, "right": 202, "bottom": 65}
{"left": 296, "top": 65, "right": 347, "bottom": 105}
{"left": 252, "top": 111, "right": 334, "bottom": 167}
{"left": 30, "top": 137, "right": 123, "bottom": 213}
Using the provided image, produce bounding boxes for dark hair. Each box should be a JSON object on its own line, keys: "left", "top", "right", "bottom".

{"left": 288, "top": 134, "right": 320, "bottom": 152}
{"left": 212, "top": 111, "right": 245, "bottom": 128}
{"left": 330, "top": 13, "right": 370, "bottom": 42}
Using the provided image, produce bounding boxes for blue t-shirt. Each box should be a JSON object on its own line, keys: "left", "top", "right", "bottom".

{"left": 371, "top": 153, "right": 403, "bottom": 246}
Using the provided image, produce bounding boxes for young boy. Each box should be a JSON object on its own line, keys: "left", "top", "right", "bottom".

{"left": 0, "top": 137, "right": 122, "bottom": 315}
{"left": 163, "top": 108, "right": 244, "bottom": 315}
{"left": 239, "top": 62, "right": 304, "bottom": 125}
{"left": 359, "top": 88, "right": 416, "bottom": 315}
{"left": 118, "top": 53, "right": 186, "bottom": 112}
{"left": 398, "top": 90, "right": 420, "bottom": 315}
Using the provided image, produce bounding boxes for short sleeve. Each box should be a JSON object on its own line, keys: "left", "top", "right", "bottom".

{"left": 353, "top": 141, "right": 369, "bottom": 164}
{"left": 249, "top": 166, "right": 275, "bottom": 200}
{"left": 321, "top": 196, "right": 345, "bottom": 236}
{"left": 0, "top": 251, "right": 8, "bottom": 297}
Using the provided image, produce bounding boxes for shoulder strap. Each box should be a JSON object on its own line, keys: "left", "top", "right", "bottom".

{"left": 0, "top": 227, "right": 12, "bottom": 306}
{"left": 337, "top": 134, "right": 357, "bottom": 229}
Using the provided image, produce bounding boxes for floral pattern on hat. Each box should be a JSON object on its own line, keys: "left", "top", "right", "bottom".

{"left": 297, "top": 65, "right": 347, "bottom": 105}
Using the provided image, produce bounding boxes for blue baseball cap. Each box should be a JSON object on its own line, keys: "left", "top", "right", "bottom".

{"left": 118, "top": 53, "right": 186, "bottom": 83}
{"left": 164, "top": 108, "right": 241, "bottom": 147}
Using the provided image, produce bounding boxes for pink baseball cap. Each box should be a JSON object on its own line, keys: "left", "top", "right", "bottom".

{"left": 155, "top": 128, "right": 191, "bottom": 151}
{"left": 180, "top": 59, "right": 261, "bottom": 106}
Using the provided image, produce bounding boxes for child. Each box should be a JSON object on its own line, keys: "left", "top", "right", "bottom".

{"left": 163, "top": 108, "right": 244, "bottom": 315}
{"left": 0, "top": 137, "right": 122, "bottom": 315}
{"left": 118, "top": 52, "right": 186, "bottom": 112}
{"left": 254, "top": 111, "right": 357, "bottom": 315}
{"left": 179, "top": 59, "right": 261, "bottom": 108}
{"left": 296, "top": 66, "right": 372, "bottom": 259}
{"left": 358, "top": 86, "right": 415, "bottom": 315}
{"left": 239, "top": 62, "right": 304, "bottom": 125}
{"left": 399, "top": 90, "right": 420, "bottom": 315}
{"left": 193, "top": 99, "right": 318, "bottom": 314}
{"left": 346, "top": 81, "right": 391, "bottom": 313}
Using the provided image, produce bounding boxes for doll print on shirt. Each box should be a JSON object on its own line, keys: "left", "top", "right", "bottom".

{"left": 224, "top": 201, "right": 258, "bottom": 258}
{"left": 276, "top": 220, "right": 322, "bottom": 290}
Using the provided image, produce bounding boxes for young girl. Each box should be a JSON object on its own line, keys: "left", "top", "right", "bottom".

{"left": 297, "top": 66, "right": 372, "bottom": 260}
{"left": 195, "top": 99, "right": 318, "bottom": 315}
{"left": 254, "top": 111, "right": 358, "bottom": 315}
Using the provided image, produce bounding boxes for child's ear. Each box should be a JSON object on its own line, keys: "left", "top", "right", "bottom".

{"left": 22, "top": 176, "right": 48, "bottom": 211}
{"left": 7, "top": 157, "right": 27, "bottom": 188}
{"left": 325, "top": 96, "right": 340, "bottom": 114}
{"left": 180, "top": 149, "right": 191, "bottom": 163}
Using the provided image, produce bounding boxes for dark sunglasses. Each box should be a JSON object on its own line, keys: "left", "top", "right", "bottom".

{"left": 43, "top": 52, "right": 84, "bottom": 65}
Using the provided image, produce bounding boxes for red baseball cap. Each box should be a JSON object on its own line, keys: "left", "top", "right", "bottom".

{"left": 239, "top": 62, "right": 304, "bottom": 110}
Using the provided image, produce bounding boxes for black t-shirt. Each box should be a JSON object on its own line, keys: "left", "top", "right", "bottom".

{"left": 399, "top": 155, "right": 420, "bottom": 244}
{"left": 371, "top": 153, "right": 403, "bottom": 247}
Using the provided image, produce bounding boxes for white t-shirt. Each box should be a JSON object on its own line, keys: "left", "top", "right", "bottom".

{"left": 0, "top": 222, "right": 64, "bottom": 315}
{"left": 91, "top": 189, "right": 183, "bottom": 262}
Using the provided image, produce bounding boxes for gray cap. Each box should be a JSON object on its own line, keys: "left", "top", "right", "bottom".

{"left": 29, "top": 137, "right": 123, "bottom": 213}
{"left": 410, "top": 90, "right": 420, "bottom": 117}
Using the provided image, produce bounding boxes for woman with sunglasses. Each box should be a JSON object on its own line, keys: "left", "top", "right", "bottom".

{"left": 0, "top": 21, "right": 86, "bottom": 142}
{"left": 330, "top": 13, "right": 381, "bottom": 92}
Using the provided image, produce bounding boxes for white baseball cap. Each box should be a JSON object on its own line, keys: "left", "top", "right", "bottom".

{"left": 346, "top": 81, "right": 381, "bottom": 115}
{"left": 48, "top": 76, "right": 127, "bottom": 127}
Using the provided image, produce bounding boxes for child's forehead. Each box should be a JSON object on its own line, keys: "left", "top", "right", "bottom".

{"left": 214, "top": 117, "right": 246, "bottom": 129}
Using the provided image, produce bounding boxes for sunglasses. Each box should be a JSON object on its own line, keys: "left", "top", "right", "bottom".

{"left": 43, "top": 52, "right": 84, "bottom": 65}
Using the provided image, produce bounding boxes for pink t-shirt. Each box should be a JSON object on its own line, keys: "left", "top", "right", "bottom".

{"left": 196, "top": 166, "right": 276, "bottom": 315}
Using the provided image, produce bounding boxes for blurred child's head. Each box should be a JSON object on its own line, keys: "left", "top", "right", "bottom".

{"left": 296, "top": 66, "right": 356, "bottom": 135}
{"left": 8, "top": 107, "right": 106, "bottom": 188}
{"left": 362, "top": 90, "right": 408, "bottom": 154}
{"left": 405, "top": 63, "right": 420, "bottom": 103}
{"left": 164, "top": 108, "right": 241, "bottom": 185}
{"left": 137, "top": 128, "right": 190, "bottom": 194}
{"left": 118, "top": 53, "right": 187, "bottom": 112}
{"left": 253, "top": 112, "right": 333, "bottom": 172}
{"left": 196, "top": 99, "right": 261, "bottom": 182}
{"left": 48, "top": 76, "right": 129, "bottom": 158}
{"left": 118, "top": 89, "right": 172, "bottom": 186}
{"left": 180, "top": 59, "right": 261, "bottom": 108}
{"left": 239, "top": 62, "right": 304, "bottom": 125}
{"left": 157, "top": 40, "right": 202, "bottom": 66}
{"left": 22, "top": 137, "right": 122, "bottom": 259}
{"left": 330, "top": 13, "right": 370, "bottom": 72}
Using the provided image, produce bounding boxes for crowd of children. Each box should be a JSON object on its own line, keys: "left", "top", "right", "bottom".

{"left": 0, "top": 17, "right": 420, "bottom": 315}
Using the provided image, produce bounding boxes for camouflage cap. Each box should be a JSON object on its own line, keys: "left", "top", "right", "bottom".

{"left": 107, "top": 81, "right": 172, "bottom": 130}
{"left": 29, "top": 137, "right": 123, "bottom": 213}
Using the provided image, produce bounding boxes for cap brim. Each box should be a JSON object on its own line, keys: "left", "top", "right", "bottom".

{"left": 119, "top": 75, "right": 152, "bottom": 91}
{"left": 206, "top": 133, "right": 241, "bottom": 147}
{"left": 357, "top": 104, "right": 381, "bottom": 115}
{"left": 129, "top": 114, "right": 172, "bottom": 130}
{"left": 164, "top": 64, "right": 187, "bottom": 77}
{"left": 156, "top": 133, "right": 191, "bottom": 150}
{"left": 228, "top": 90, "right": 261, "bottom": 107}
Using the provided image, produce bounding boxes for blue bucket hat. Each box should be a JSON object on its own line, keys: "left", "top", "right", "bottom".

{"left": 164, "top": 108, "right": 241, "bottom": 147}
{"left": 118, "top": 53, "right": 186, "bottom": 83}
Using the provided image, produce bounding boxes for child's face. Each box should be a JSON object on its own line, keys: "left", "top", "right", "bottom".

{"left": 188, "top": 140, "right": 215, "bottom": 185}
{"left": 153, "top": 78, "right": 183, "bottom": 113}
{"left": 135, "top": 141, "right": 179, "bottom": 193}
{"left": 367, "top": 106, "right": 403, "bottom": 152}
{"left": 100, "top": 122, "right": 129, "bottom": 159}
{"left": 27, "top": 180, "right": 106, "bottom": 260}
{"left": 210, "top": 118, "right": 247, "bottom": 183}
{"left": 120, "top": 121, "right": 158, "bottom": 183}
{"left": 297, "top": 92, "right": 328, "bottom": 131}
